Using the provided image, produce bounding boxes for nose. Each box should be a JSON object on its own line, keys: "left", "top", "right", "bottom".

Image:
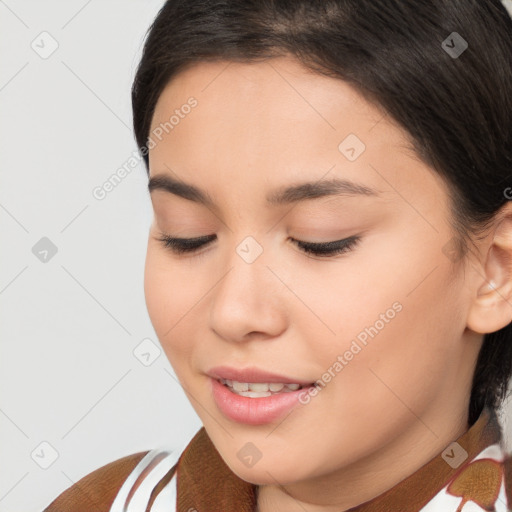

{"left": 208, "top": 241, "right": 288, "bottom": 344}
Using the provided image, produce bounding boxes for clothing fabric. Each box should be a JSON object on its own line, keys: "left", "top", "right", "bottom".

{"left": 43, "top": 406, "right": 512, "bottom": 512}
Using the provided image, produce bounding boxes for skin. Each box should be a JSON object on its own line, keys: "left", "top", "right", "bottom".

{"left": 144, "top": 56, "right": 512, "bottom": 511}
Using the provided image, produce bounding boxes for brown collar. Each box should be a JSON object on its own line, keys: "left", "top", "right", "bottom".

{"left": 175, "top": 407, "right": 502, "bottom": 512}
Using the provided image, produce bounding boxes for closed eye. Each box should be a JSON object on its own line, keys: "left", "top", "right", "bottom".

{"left": 155, "top": 233, "right": 361, "bottom": 258}
{"left": 292, "top": 235, "right": 360, "bottom": 257}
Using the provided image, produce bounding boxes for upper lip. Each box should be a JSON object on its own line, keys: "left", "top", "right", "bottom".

{"left": 207, "top": 365, "right": 314, "bottom": 385}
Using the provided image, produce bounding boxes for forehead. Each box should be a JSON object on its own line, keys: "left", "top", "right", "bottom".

{"left": 150, "top": 56, "right": 387, "bottom": 137}
{"left": 147, "top": 56, "right": 430, "bottom": 208}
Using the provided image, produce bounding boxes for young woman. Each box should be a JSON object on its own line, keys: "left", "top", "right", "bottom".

{"left": 43, "top": 0, "right": 512, "bottom": 510}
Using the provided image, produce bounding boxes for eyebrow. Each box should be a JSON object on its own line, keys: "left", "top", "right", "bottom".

{"left": 148, "top": 173, "right": 379, "bottom": 207}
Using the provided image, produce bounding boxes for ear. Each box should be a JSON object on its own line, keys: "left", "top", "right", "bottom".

{"left": 467, "top": 203, "right": 512, "bottom": 334}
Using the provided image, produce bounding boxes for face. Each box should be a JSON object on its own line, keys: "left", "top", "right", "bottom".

{"left": 144, "top": 56, "right": 481, "bottom": 487}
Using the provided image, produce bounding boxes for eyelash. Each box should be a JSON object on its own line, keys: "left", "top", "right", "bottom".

{"left": 155, "top": 233, "right": 361, "bottom": 258}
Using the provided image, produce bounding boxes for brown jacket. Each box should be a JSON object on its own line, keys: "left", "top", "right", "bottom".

{"left": 42, "top": 450, "right": 151, "bottom": 511}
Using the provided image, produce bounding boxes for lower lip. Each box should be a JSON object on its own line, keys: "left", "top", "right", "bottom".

{"left": 210, "top": 378, "right": 313, "bottom": 425}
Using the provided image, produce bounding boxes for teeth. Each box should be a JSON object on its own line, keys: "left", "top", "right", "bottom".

{"left": 232, "top": 381, "right": 249, "bottom": 392}
{"left": 248, "top": 383, "right": 269, "bottom": 392}
{"left": 219, "top": 379, "right": 306, "bottom": 396}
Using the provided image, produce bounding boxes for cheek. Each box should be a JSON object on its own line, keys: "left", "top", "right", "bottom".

{"left": 317, "top": 241, "right": 465, "bottom": 414}
{"left": 144, "top": 246, "right": 171, "bottom": 333}
{"left": 143, "top": 244, "right": 197, "bottom": 359}
{"left": 302, "top": 222, "right": 461, "bottom": 372}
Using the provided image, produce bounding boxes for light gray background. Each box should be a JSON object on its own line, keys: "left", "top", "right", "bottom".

{"left": 1, "top": 2, "right": 202, "bottom": 511}
{"left": 1, "top": 1, "right": 512, "bottom": 511}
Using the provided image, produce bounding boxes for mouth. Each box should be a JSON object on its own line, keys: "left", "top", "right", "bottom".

{"left": 210, "top": 376, "right": 317, "bottom": 425}
{"left": 217, "top": 378, "right": 312, "bottom": 398}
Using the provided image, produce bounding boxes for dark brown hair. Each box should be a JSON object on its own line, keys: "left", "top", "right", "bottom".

{"left": 132, "top": 0, "right": 512, "bottom": 425}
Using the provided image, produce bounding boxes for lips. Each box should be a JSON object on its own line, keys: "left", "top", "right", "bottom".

{"left": 210, "top": 377, "right": 316, "bottom": 425}
{"left": 207, "top": 365, "right": 315, "bottom": 386}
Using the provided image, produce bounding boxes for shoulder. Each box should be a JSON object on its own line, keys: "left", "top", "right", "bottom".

{"left": 42, "top": 450, "right": 151, "bottom": 512}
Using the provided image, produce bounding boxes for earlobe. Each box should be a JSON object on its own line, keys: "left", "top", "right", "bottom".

{"left": 466, "top": 207, "right": 512, "bottom": 335}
